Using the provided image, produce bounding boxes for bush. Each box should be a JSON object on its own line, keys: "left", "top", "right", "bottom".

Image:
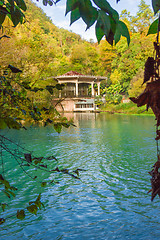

{"left": 105, "top": 92, "right": 122, "bottom": 105}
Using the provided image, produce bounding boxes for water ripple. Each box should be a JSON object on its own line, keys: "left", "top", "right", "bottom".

{"left": 1, "top": 113, "right": 159, "bottom": 240}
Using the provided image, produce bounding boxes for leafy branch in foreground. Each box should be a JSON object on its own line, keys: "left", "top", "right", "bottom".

{"left": 37, "top": 0, "right": 160, "bottom": 45}
{"left": 41, "top": 0, "right": 130, "bottom": 45}
{"left": 0, "top": 134, "right": 86, "bottom": 224}
{"left": 0, "top": 62, "right": 80, "bottom": 224}
{"left": 0, "top": 65, "right": 75, "bottom": 131}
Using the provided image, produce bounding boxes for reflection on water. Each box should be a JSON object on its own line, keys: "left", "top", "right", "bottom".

{"left": 63, "top": 112, "right": 97, "bottom": 128}
{"left": 1, "top": 113, "right": 159, "bottom": 240}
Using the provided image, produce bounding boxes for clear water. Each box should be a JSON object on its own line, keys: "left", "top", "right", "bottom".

{"left": 0, "top": 113, "right": 160, "bottom": 240}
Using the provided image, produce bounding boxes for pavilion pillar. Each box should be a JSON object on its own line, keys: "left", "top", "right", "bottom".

{"left": 76, "top": 80, "right": 78, "bottom": 97}
{"left": 91, "top": 82, "right": 94, "bottom": 97}
{"left": 97, "top": 82, "right": 101, "bottom": 96}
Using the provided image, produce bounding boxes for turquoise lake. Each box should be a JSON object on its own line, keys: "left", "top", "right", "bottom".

{"left": 0, "top": 112, "right": 160, "bottom": 240}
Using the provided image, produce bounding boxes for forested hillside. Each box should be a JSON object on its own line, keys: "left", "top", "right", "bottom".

{"left": 0, "top": 0, "right": 156, "bottom": 106}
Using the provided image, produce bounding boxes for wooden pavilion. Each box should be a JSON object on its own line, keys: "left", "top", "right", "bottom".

{"left": 53, "top": 71, "right": 107, "bottom": 112}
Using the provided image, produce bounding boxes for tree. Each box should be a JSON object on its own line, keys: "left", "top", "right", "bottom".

{"left": 97, "top": 40, "right": 117, "bottom": 76}
{"left": 120, "top": 9, "right": 131, "bottom": 28}
{"left": 109, "top": 30, "right": 155, "bottom": 94}
{"left": 130, "top": 0, "right": 155, "bottom": 33}
{"left": 110, "top": 69, "right": 122, "bottom": 85}
{"left": 128, "top": 68, "right": 146, "bottom": 97}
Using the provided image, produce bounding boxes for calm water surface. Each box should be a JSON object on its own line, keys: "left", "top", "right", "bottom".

{"left": 0, "top": 113, "right": 160, "bottom": 240}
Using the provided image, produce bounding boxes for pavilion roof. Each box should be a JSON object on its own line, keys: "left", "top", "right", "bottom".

{"left": 55, "top": 71, "right": 107, "bottom": 82}
{"left": 61, "top": 71, "right": 84, "bottom": 76}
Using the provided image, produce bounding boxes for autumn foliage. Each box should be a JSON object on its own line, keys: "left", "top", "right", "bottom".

{"left": 130, "top": 39, "right": 160, "bottom": 201}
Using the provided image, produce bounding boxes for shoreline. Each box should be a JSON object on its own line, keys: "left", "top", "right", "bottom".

{"left": 95, "top": 102, "right": 154, "bottom": 116}
{"left": 95, "top": 110, "right": 154, "bottom": 116}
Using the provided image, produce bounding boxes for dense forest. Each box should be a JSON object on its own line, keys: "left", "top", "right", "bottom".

{"left": 0, "top": 0, "right": 156, "bottom": 106}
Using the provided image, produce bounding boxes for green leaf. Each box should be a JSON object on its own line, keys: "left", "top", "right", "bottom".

{"left": 70, "top": 8, "right": 80, "bottom": 25}
{"left": 15, "top": 0, "right": 27, "bottom": 11}
{"left": 53, "top": 123, "right": 62, "bottom": 133}
{"left": 0, "top": 5, "right": 9, "bottom": 15}
{"left": 147, "top": 18, "right": 159, "bottom": 35}
{"left": 43, "top": 0, "right": 48, "bottom": 6}
{"left": 0, "top": 12, "right": 6, "bottom": 25}
{"left": 109, "top": 16, "right": 117, "bottom": 35}
{"left": 11, "top": 6, "right": 24, "bottom": 27}
{"left": 17, "top": 209, "right": 25, "bottom": 220}
{"left": 95, "top": 10, "right": 110, "bottom": 43}
{"left": 96, "top": 20, "right": 104, "bottom": 43}
{"left": 114, "top": 20, "right": 130, "bottom": 45}
{"left": 152, "top": 0, "right": 160, "bottom": 14}
{"left": 65, "top": 0, "right": 79, "bottom": 15}
{"left": 11, "top": 8, "right": 21, "bottom": 27}
{"left": 48, "top": 0, "right": 53, "bottom": 6}
{"left": 41, "top": 182, "right": 47, "bottom": 187}
{"left": 106, "top": 30, "right": 114, "bottom": 45}
{"left": 78, "top": 0, "right": 98, "bottom": 29}
{"left": 93, "top": 0, "right": 119, "bottom": 23}
{"left": 114, "top": 28, "right": 121, "bottom": 45}
{"left": 27, "top": 204, "right": 38, "bottom": 215}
